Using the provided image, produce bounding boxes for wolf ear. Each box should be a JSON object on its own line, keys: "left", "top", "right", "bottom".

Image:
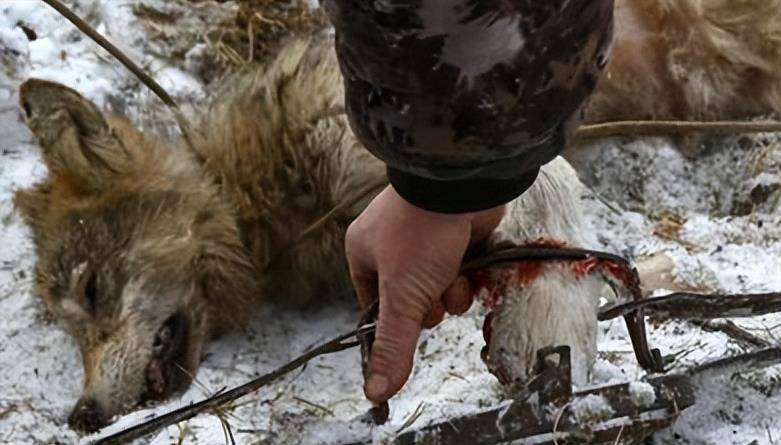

{"left": 19, "top": 79, "right": 128, "bottom": 193}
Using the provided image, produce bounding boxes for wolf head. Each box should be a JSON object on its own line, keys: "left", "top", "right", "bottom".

{"left": 15, "top": 79, "right": 260, "bottom": 431}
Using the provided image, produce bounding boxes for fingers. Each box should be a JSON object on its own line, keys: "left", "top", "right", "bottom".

{"left": 469, "top": 204, "right": 506, "bottom": 242}
{"left": 424, "top": 275, "right": 473, "bottom": 327}
{"left": 343, "top": 187, "right": 494, "bottom": 406}
{"left": 363, "top": 286, "right": 423, "bottom": 404}
{"left": 349, "top": 265, "right": 378, "bottom": 309}
{"left": 345, "top": 222, "right": 378, "bottom": 309}
{"left": 421, "top": 301, "right": 445, "bottom": 329}
{"left": 443, "top": 275, "right": 473, "bottom": 316}
{"left": 361, "top": 275, "right": 473, "bottom": 403}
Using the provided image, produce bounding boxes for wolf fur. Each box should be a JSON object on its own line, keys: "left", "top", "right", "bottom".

{"left": 586, "top": 0, "right": 781, "bottom": 123}
{"left": 16, "top": 36, "right": 385, "bottom": 431}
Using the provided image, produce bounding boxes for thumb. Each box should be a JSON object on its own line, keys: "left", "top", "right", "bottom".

{"left": 364, "top": 284, "right": 424, "bottom": 404}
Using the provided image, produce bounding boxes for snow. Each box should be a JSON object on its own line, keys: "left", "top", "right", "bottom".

{"left": 1, "top": 1, "right": 780, "bottom": 444}
{"left": 571, "top": 394, "right": 614, "bottom": 423}
{"left": 628, "top": 381, "right": 656, "bottom": 408}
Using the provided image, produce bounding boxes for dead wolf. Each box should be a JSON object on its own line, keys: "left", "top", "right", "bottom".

{"left": 17, "top": 36, "right": 384, "bottom": 431}
{"left": 15, "top": 0, "right": 781, "bottom": 432}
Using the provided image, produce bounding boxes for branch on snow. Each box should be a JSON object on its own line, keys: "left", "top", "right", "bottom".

{"left": 599, "top": 292, "right": 781, "bottom": 321}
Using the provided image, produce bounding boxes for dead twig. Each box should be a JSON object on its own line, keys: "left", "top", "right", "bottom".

{"left": 293, "top": 396, "right": 335, "bottom": 416}
{"left": 175, "top": 422, "right": 188, "bottom": 445}
{"left": 266, "top": 177, "right": 387, "bottom": 268}
{"left": 0, "top": 404, "right": 20, "bottom": 421}
{"left": 41, "top": 0, "right": 202, "bottom": 161}
{"left": 689, "top": 319, "right": 771, "bottom": 349}
{"left": 690, "top": 347, "right": 781, "bottom": 377}
{"left": 394, "top": 401, "right": 426, "bottom": 434}
{"left": 576, "top": 120, "right": 781, "bottom": 140}
{"left": 551, "top": 401, "right": 572, "bottom": 445}
{"left": 219, "top": 415, "right": 236, "bottom": 445}
{"left": 599, "top": 292, "right": 781, "bottom": 321}
{"left": 614, "top": 424, "right": 625, "bottom": 445}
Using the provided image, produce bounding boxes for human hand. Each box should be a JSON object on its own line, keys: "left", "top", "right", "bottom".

{"left": 345, "top": 185, "right": 504, "bottom": 404}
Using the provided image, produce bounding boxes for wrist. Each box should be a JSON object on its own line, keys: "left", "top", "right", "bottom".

{"left": 387, "top": 185, "right": 504, "bottom": 236}
{"left": 467, "top": 204, "right": 505, "bottom": 230}
{"left": 386, "top": 166, "right": 538, "bottom": 214}
{"left": 466, "top": 204, "right": 505, "bottom": 242}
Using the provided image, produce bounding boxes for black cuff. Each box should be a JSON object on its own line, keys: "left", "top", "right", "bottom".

{"left": 387, "top": 167, "right": 540, "bottom": 214}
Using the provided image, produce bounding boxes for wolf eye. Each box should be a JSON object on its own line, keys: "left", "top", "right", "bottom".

{"left": 84, "top": 273, "right": 98, "bottom": 313}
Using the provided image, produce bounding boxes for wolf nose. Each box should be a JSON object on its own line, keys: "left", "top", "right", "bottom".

{"left": 67, "top": 397, "right": 106, "bottom": 432}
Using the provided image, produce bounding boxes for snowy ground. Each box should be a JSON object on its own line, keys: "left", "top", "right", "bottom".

{"left": 1, "top": 1, "right": 780, "bottom": 444}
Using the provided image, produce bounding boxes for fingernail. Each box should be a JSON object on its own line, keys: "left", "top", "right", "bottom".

{"left": 365, "top": 374, "right": 389, "bottom": 400}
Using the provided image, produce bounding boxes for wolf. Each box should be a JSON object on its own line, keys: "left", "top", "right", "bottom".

{"left": 585, "top": 0, "right": 781, "bottom": 123}
{"left": 16, "top": 37, "right": 387, "bottom": 431}
{"left": 15, "top": 0, "right": 781, "bottom": 432}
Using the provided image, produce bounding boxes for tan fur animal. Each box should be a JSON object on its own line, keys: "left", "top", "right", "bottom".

{"left": 16, "top": 36, "right": 383, "bottom": 431}
{"left": 585, "top": 0, "right": 781, "bottom": 123}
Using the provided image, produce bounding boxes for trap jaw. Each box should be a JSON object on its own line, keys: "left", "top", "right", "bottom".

{"left": 347, "top": 346, "right": 694, "bottom": 445}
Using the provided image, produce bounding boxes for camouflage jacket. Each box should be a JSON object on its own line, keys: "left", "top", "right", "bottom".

{"left": 323, "top": 0, "right": 614, "bottom": 213}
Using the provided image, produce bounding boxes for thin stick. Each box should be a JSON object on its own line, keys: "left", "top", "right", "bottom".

{"left": 689, "top": 319, "right": 771, "bottom": 349}
{"left": 293, "top": 178, "right": 387, "bottom": 247}
{"left": 690, "top": 347, "right": 781, "bottom": 377}
{"left": 41, "top": 0, "right": 201, "bottom": 160}
{"left": 551, "top": 401, "right": 572, "bottom": 445}
{"left": 599, "top": 292, "right": 781, "bottom": 321}
{"left": 265, "top": 177, "right": 387, "bottom": 269}
{"left": 394, "top": 401, "right": 426, "bottom": 434}
{"left": 42, "top": 0, "right": 175, "bottom": 107}
{"left": 92, "top": 331, "right": 363, "bottom": 445}
{"left": 613, "top": 424, "right": 625, "bottom": 445}
{"left": 292, "top": 396, "right": 335, "bottom": 416}
{"left": 576, "top": 120, "right": 781, "bottom": 140}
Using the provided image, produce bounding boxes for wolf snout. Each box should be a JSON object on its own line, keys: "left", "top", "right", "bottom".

{"left": 67, "top": 397, "right": 107, "bottom": 432}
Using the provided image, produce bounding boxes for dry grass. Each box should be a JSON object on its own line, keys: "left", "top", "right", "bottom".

{"left": 232, "top": 0, "right": 326, "bottom": 61}
{"left": 133, "top": 0, "right": 326, "bottom": 84}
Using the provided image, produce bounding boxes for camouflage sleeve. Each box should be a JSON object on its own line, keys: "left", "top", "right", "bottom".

{"left": 323, "top": 0, "right": 614, "bottom": 213}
